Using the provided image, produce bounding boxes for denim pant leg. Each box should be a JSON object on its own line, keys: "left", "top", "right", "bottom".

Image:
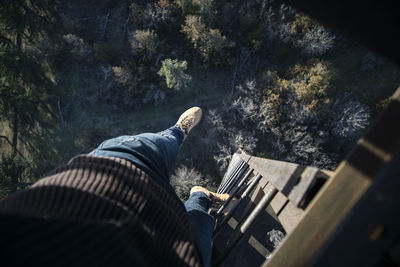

{"left": 185, "top": 192, "right": 215, "bottom": 267}
{"left": 89, "top": 126, "right": 184, "bottom": 199}
{"left": 90, "top": 126, "right": 214, "bottom": 265}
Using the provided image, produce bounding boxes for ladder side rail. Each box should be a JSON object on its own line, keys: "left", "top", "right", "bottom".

{"left": 216, "top": 169, "right": 254, "bottom": 216}
{"left": 217, "top": 156, "right": 244, "bottom": 193}
{"left": 223, "top": 164, "right": 249, "bottom": 195}
{"left": 219, "top": 161, "right": 247, "bottom": 194}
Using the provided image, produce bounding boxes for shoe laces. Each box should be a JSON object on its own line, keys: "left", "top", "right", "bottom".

{"left": 178, "top": 117, "right": 193, "bottom": 135}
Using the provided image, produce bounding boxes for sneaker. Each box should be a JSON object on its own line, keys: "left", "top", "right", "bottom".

{"left": 190, "top": 186, "right": 230, "bottom": 202}
{"left": 175, "top": 107, "right": 202, "bottom": 139}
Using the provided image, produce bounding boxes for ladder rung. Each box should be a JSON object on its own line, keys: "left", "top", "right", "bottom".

{"left": 213, "top": 186, "right": 278, "bottom": 266}
{"left": 219, "top": 161, "right": 247, "bottom": 194}
{"left": 224, "top": 164, "right": 248, "bottom": 195}
{"left": 213, "top": 174, "right": 262, "bottom": 238}
{"left": 216, "top": 169, "right": 254, "bottom": 216}
{"left": 218, "top": 155, "right": 247, "bottom": 194}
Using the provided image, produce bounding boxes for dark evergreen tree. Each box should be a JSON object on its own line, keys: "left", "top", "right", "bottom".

{"left": 0, "top": 0, "right": 58, "bottom": 193}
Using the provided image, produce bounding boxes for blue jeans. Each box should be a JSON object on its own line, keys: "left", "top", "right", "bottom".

{"left": 89, "top": 126, "right": 214, "bottom": 266}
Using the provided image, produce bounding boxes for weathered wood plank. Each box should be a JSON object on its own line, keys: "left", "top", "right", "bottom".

{"left": 277, "top": 201, "right": 304, "bottom": 234}
{"left": 270, "top": 192, "right": 288, "bottom": 216}
{"left": 246, "top": 157, "right": 300, "bottom": 194}
{"left": 287, "top": 167, "right": 321, "bottom": 208}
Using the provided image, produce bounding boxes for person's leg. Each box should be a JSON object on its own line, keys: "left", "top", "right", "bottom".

{"left": 89, "top": 125, "right": 184, "bottom": 198}
{"left": 184, "top": 192, "right": 214, "bottom": 267}
{"left": 88, "top": 106, "right": 202, "bottom": 189}
{"left": 138, "top": 125, "right": 184, "bottom": 176}
{"left": 185, "top": 186, "right": 230, "bottom": 266}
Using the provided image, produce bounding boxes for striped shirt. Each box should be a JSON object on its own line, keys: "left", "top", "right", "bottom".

{"left": 0, "top": 155, "right": 201, "bottom": 266}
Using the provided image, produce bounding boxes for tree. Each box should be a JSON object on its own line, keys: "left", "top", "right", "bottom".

{"left": 181, "top": 15, "right": 206, "bottom": 47}
{"left": 174, "top": 0, "right": 201, "bottom": 16}
{"left": 142, "top": 2, "right": 169, "bottom": 30}
{"left": 181, "top": 15, "right": 234, "bottom": 64}
{"left": 298, "top": 25, "right": 335, "bottom": 56}
{"left": 129, "top": 2, "right": 170, "bottom": 31}
{"left": 158, "top": 59, "right": 192, "bottom": 91}
{"left": 331, "top": 96, "right": 370, "bottom": 142}
{"left": 0, "top": 0, "right": 57, "bottom": 192}
{"left": 0, "top": 43, "right": 38, "bottom": 191}
{"left": 129, "top": 29, "right": 158, "bottom": 60}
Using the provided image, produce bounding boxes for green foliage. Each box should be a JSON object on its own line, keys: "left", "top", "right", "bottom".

{"left": 130, "top": 30, "right": 158, "bottom": 60}
{"left": 112, "top": 66, "right": 133, "bottom": 87}
{"left": 0, "top": 44, "right": 21, "bottom": 115}
{"left": 197, "top": 0, "right": 216, "bottom": 26}
{"left": 129, "top": 2, "right": 144, "bottom": 28}
{"left": 0, "top": 153, "right": 14, "bottom": 198}
{"left": 291, "top": 13, "right": 316, "bottom": 36}
{"left": 174, "top": 0, "right": 201, "bottom": 16}
{"left": 158, "top": 59, "right": 192, "bottom": 91}
{"left": 263, "top": 59, "right": 335, "bottom": 116}
{"left": 0, "top": 1, "right": 43, "bottom": 39}
{"left": 181, "top": 15, "right": 206, "bottom": 45}
{"left": 0, "top": 0, "right": 58, "bottom": 194}
{"left": 0, "top": 43, "right": 44, "bottom": 125}
{"left": 181, "top": 15, "right": 234, "bottom": 65}
{"left": 0, "top": 152, "right": 33, "bottom": 198}
{"left": 289, "top": 60, "right": 334, "bottom": 98}
{"left": 0, "top": 0, "right": 399, "bottom": 199}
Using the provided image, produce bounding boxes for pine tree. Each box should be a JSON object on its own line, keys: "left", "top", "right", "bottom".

{"left": 158, "top": 59, "right": 192, "bottom": 91}
{"left": 0, "top": 0, "right": 58, "bottom": 192}
{"left": 181, "top": 15, "right": 234, "bottom": 65}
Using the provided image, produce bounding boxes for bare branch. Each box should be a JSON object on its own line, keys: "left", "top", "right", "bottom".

{"left": 0, "top": 135, "right": 25, "bottom": 159}
{"left": 100, "top": 12, "right": 110, "bottom": 39}
{"left": 57, "top": 98, "right": 65, "bottom": 129}
{"left": 0, "top": 135, "right": 13, "bottom": 146}
{"left": 231, "top": 55, "right": 239, "bottom": 98}
{"left": 123, "top": 14, "right": 130, "bottom": 34}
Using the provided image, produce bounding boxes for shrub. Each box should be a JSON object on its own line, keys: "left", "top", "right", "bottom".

{"left": 112, "top": 66, "right": 133, "bottom": 87}
{"left": 181, "top": 15, "right": 234, "bottom": 65}
{"left": 158, "top": 58, "right": 192, "bottom": 91}
{"left": 290, "top": 14, "right": 335, "bottom": 56}
{"left": 174, "top": 0, "right": 201, "bottom": 16}
{"left": 291, "top": 13, "right": 315, "bottom": 35}
{"left": 170, "top": 165, "right": 215, "bottom": 201}
{"left": 298, "top": 25, "right": 335, "bottom": 56}
{"left": 279, "top": 60, "right": 335, "bottom": 115}
{"left": 129, "top": 3, "right": 143, "bottom": 28}
{"left": 331, "top": 96, "right": 370, "bottom": 141}
{"left": 229, "top": 79, "right": 339, "bottom": 169}
{"left": 0, "top": 153, "right": 15, "bottom": 199}
{"left": 0, "top": 153, "right": 32, "bottom": 198}
{"left": 213, "top": 144, "right": 233, "bottom": 174}
{"left": 129, "top": 29, "right": 158, "bottom": 60}
{"left": 181, "top": 15, "right": 206, "bottom": 47}
{"left": 63, "top": 34, "right": 92, "bottom": 61}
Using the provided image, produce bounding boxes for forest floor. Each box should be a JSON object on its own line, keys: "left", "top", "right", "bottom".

{"left": 2, "top": 0, "right": 400, "bottom": 200}
{"left": 62, "top": 66, "right": 234, "bottom": 181}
